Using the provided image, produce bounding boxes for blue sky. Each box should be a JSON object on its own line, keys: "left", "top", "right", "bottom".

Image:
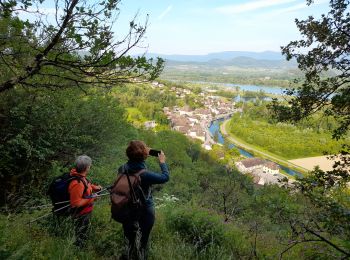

{"left": 31, "top": 0, "right": 330, "bottom": 55}
{"left": 116, "top": 0, "right": 329, "bottom": 55}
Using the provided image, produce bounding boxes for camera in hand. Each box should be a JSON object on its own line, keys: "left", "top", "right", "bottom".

{"left": 149, "top": 149, "right": 161, "bottom": 157}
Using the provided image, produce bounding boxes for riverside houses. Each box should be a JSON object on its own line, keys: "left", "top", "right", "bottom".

{"left": 164, "top": 86, "right": 237, "bottom": 149}
{"left": 235, "top": 158, "right": 284, "bottom": 185}
{"left": 235, "top": 158, "right": 266, "bottom": 173}
{"left": 262, "top": 162, "right": 280, "bottom": 175}
{"left": 236, "top": 158, "right": 280, "bottom": 175}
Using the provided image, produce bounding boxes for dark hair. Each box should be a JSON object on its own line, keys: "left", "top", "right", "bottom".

{"left": 126, "top": 140, "right": 148, "bottom": 162}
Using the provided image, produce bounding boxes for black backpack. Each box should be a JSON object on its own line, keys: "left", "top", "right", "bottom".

{"left": 48, "top": 173, "right": 88, "bottom": 216}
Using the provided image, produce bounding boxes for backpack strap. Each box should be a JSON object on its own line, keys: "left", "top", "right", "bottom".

{"left": 69, "top": 175, "right": 89, "bottom": 197}
{"left": 123, "top": 166, "right": 146, "bottom": 203}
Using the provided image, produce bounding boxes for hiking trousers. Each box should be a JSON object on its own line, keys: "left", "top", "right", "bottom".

{"left": 73, "top": 213, "right": 91, "bottom": 248}
{"left": 122, "top": 206, "right": 155, "bottom": 259}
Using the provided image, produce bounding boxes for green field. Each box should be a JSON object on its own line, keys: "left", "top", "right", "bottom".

{"left": 228, "top": 114, "right": 347, "bottom": 160}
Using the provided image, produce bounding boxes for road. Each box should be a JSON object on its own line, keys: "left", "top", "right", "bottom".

{"left": 220, "top": 119, "right": 309, "bottom": 174}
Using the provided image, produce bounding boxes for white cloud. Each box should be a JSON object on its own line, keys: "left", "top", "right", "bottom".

{"left": 158, "top": 5, "right": 173, "bottom": 20}
{"left": 216, "top": 0, "right": 298, "bottom": 14}
{"left": 260, "top": 0, "right": 328, "bottom": 17}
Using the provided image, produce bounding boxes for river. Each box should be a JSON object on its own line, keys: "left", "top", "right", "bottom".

{"left": 181, "top": 80, "right": 285, "bottom": 95}
{"left": 221, "top": 82, "right": 284, "bottom": 95}
{"left": 208, "top": 118, "right": 303, "bottom": 178}
{"left": 178, "top": 79, "right": 302, "bottom": 177}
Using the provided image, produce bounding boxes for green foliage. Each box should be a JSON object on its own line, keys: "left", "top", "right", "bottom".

{"left": 268, "top": 2, "right": 350, "bottom": 256}
{"left": 162, "top": 66, "right": 297, "bottom": 88}
{"left": 163, "top": 205, "right": 249, "bottom": 257}
{"left": 214, "top": 89, "right": 238, "bottom": 99}
{"left": 113, "top": 83, "right": 180, "bottom": 126}
{"left": 271, "top": 0, "right": 350, "bottom": 140}
{"left": 241, "top": 90, "right": 268, "bottom": 99}
{"left": 0, "top": 0, "right": 164, "bottom": 93}
{"left": 165, "top": 206, "right": 225, "bottom": 248}
{"left": 0, "top": 87, "right": 130, "bottom": 206}
{"left": 0, "top": 56, "right": 348, "bottom": 258}
{"left": 186, "top": 142, "right": 201, "bottom": 163}
{"left": 228, "top": 111, "right": 346, "bottom": 159}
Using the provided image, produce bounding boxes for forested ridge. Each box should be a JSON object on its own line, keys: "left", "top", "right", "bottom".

{"left": 1, "top": 0, "right": 349, "bottom": 259}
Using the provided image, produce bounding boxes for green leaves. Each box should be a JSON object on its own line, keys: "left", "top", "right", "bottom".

{"left": 0, "top": 0, "right": 164, "bottom": 92}
{"left": 275, "top": 0, "right": 350, "bottom": 140}
{"left": 0, "top": 87, "right": 128, "bottom": 205}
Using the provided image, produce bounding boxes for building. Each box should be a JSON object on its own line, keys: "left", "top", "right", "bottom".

{"left": 262, "top": 162, "right": 280, "bottom": 175}
{"left": 235, "top": 158, "right": 266, "bottom": 173}
{"left": 144, "top": 121, "right": 157, "bottom": 129}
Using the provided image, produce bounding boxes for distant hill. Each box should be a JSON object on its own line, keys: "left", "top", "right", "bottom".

{"left": 142, "top": 51, "right": 296, "bottom": 69}
{"left": 145, "top": 51, "right": 285, "bottom": 62}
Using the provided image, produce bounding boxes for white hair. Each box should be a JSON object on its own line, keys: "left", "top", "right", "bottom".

{"left": 75, "top": 155, "right": 92, "bottom": 173}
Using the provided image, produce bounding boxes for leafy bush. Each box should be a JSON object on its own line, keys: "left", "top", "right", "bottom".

{"left": 163, "top": 204, "right": 248, "bottom": 257}
{"left": 0, "top": 87, "right": 129, "bottom": 207}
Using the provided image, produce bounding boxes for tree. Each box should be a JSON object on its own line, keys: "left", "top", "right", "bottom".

{"left": 0, "top": 0, "right": 164, "bottom": 92}
{"left": 271, "top": 0, "right": 350, "bottom": 178}
{"left": 186, "top": 142, "right": 201, "bottom": 163}
{"left": 0, "top": 87, "right": 131, "bottom": 206}
{"left": 270, "top": 0, "right": 349, "bottom": 140}
{"left": 270, "top": 1, "right": 350, "bottom": 257}
{"left": 204, "top": 166, "right": 253, "bottom": 223}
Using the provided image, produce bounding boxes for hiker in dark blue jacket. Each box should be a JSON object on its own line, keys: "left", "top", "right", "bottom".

{"left": 118, "top": 140, "right": 169, "bottom": 260}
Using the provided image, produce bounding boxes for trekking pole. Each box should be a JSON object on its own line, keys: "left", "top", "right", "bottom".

{"left": 81, "top": 186, "right": 113, "bottom": 199}
{"left": 94, "top": 193, "right": 110, "bottom": 198}
{"left": 27, "top": 200, "right": 70, "bottom": 210}
{"left": 28, "top": 204, "right": 71, "bottom": 224}
{"left": 83, "top": 192, "right": 110, "bottom": 199}
{"left": 28, "top": 203, "right": 53, "bottom": 209}
{"left": 54, "top": 200, "right": 70, "bottom": 205}
{"left": 95, "top": 185, "right": 113, "bottom": 195}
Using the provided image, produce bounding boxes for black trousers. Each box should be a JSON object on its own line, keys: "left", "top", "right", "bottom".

{"left": 73, "top": 213, "right": 91, "bottom": 247}
{"left": 122, "top": 206, "right": 155, "bottom": 260}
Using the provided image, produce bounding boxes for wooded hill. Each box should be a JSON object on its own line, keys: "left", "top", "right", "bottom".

{"left": 0, "top": 83, "right": 349, "bottom": 259}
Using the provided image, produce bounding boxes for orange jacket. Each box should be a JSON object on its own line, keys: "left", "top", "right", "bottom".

{"left": 68, "top": 168, "right": 100, "bottom": 215}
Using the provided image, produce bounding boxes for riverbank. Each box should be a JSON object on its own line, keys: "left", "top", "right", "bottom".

{"left": 220, "top": 119, "right": 308, "bottom": 176}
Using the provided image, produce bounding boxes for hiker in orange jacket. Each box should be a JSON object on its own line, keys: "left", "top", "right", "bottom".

{"left": 69, "top": 155, "right": 102, "bottom": 247}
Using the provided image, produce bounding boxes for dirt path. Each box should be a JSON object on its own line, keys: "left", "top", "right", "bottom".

{"left": 220, "top": 119, "right": 309, "bottom": 173}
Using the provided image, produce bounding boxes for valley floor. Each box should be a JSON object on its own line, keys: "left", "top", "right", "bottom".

{"left": 220, "top": 119, "right": 308, "bottom": 175}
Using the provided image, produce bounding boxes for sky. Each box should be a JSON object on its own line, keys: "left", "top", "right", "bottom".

{"left": 31, "top": 0, "right": 330, "bottom": 55}
{"left": 116, "top": 0, "right": 329, "bottom": 55}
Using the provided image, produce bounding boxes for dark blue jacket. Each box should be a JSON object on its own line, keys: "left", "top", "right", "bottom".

{"left": 118, "top": 160, "right": 170, "bottom": 207}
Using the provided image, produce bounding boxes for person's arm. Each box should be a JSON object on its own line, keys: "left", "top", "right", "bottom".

{"left": 69, "top": 181, "right": 95, "bottom": 208}
{"left": 142, "top": 151, "right": 170, "bottom": 184}
{"left": 142, "top": 164, "right": 169, "bottom": 184}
